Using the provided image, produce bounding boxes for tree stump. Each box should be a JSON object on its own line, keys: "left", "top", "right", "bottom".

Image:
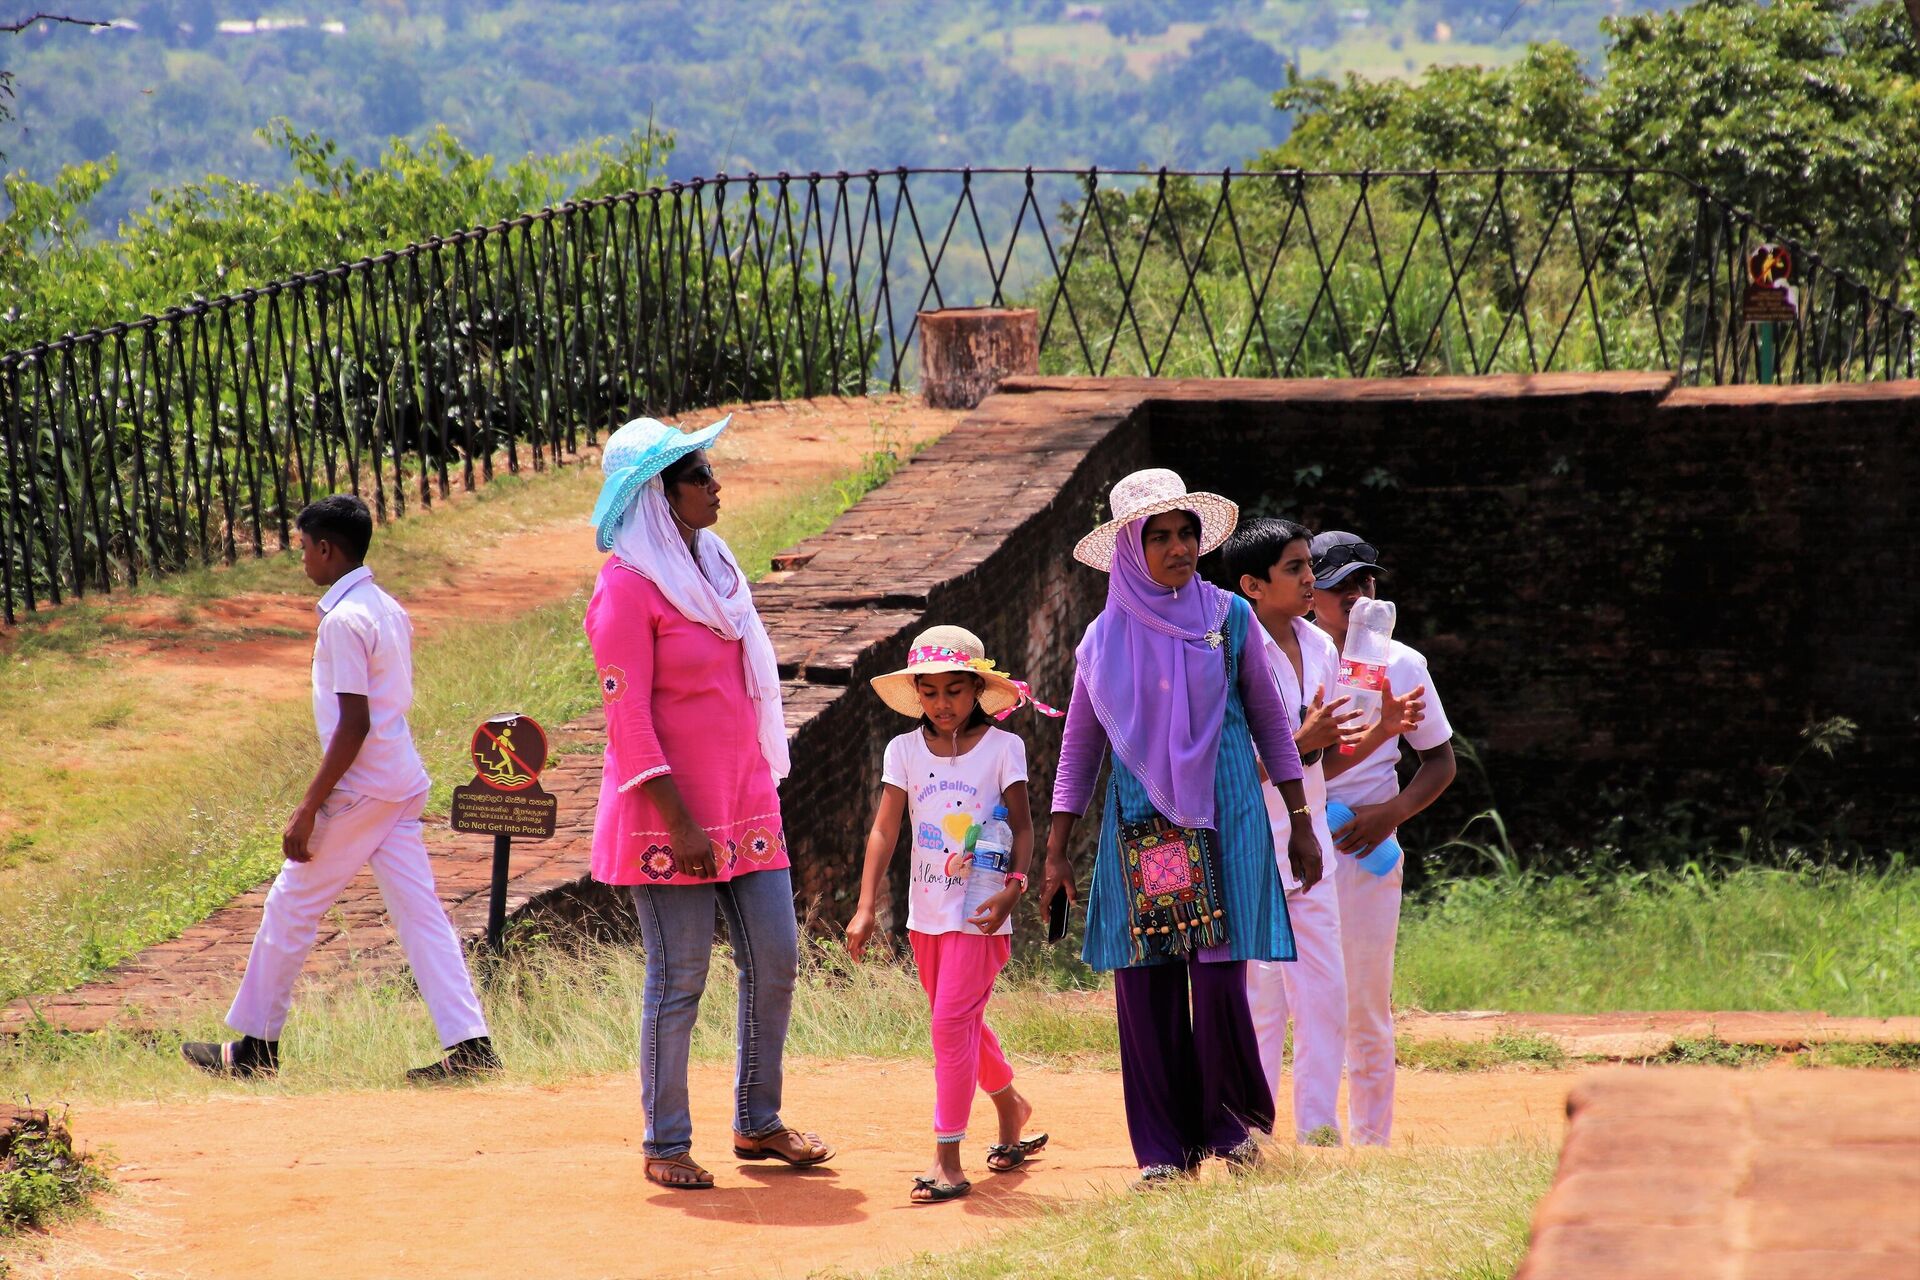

{"left": 917, "top": 308, "right": 1039, "bottom": 409}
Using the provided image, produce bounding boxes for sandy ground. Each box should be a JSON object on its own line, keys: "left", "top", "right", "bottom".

{"left": 13, "top": 1063, "right": 1573, "bottom": 1280}
{"left": 65, "top": 396, "right": 962, "bottom": 708}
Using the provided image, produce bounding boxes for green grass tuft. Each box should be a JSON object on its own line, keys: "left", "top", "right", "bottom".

{"left": 1648, "top": 1036, "right": 1780, "bottom": 1068}
{"left": 842, "top": 1141, "right": 1557, "bottom": 1280}
{"left": 1801, "top": 1040, "right": 1920, "bottom": 1070}
{"left": 1397, "top": 1033, "right": 1567, "bottom": 1073}
{"left": 0, "top": 1108, "right": 110, "bottom": 1237}
{"left": 1397, "top": 863, "right": 1920, "bottom": 1017}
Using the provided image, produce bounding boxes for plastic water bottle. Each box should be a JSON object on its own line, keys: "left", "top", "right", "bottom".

{"left": 1334, "top": 597, "right": 1396, "bottom": 754}
{"left": 1326, "top": 799, "right": 1402, "bottom": 877}
{"left": 963, "top": 805, "right": 1014, "bottom": 928}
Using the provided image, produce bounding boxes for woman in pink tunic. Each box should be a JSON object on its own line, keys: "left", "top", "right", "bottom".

{"left": 585, "top": 414, "right": 834, "bottom": 1191}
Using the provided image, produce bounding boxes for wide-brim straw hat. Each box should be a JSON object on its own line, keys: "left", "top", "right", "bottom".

{"left": 1072, "top": 467, "right": 1238, "bottom": 571}
{"left": 870, "top": 625, "right": 1027, "bottom": 719}
{"left": 591, "top": 413, "right": 733, "bottom": 551}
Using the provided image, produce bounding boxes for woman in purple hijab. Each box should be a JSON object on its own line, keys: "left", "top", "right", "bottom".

{"left": 1041, "top": 468, "right": 1322, "bottom": 1186}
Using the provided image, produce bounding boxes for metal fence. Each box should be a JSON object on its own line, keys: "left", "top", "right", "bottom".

{"left": 1, "top": 165, "right": 1912, "bottom": 623}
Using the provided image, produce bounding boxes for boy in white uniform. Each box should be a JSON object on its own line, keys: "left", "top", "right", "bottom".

{"left": 1311, "top": 530, "right": 1456, "bottom": 1145}
{"left": 1223, "top": 519, "right": 1423, "bottom": 1144}
{"left": 184, "top": 495, "right": 499, "bottom": 1082}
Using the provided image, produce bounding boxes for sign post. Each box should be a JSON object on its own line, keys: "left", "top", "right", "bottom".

{"left": 450, "top": 713, "right": 559, "bottom": 954}
{"left": 1742, "top": 244, "right": 1797, "bottom": 385}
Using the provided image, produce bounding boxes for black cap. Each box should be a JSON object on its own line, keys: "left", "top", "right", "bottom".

{"left": 1310, "top": 531, "right": 1385, "bottom": 589}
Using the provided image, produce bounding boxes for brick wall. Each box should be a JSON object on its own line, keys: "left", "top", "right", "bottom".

{"left": 1128, "top": 374, "right": 1917, "bottom": 856}
{"left": 760, "top": 374, "right": 1915, "bottom": 915}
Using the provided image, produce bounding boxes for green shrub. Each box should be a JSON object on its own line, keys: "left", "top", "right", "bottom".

{"left": 0, "top": 1109, "right": 109, "bottom": 1235}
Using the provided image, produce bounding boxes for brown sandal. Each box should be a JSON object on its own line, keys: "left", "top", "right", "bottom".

{"left": 733, "top": 1125, "right": 835, "bottom": 1167}
{"left": 645, "top": 1153, "right": 715, "bottom": 1189}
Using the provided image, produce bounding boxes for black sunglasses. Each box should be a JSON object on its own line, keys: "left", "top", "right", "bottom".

{"left": 1313, "top": 541, "right": 1380, "bottom": 574}
{"left": 675, "top": 463, "right": 718, "bottom": 488}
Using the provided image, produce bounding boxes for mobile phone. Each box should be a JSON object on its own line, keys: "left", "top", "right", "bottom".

{"left": 1046, "top": 885, "right": 1071, "bottom": 943}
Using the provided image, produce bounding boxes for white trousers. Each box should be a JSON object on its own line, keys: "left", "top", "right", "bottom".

{"left": 1246, "top": 879, "right": 1348, "bottom": 1141}
{"left": 1332, "top": 846, "right": 1404, "bottom": 1145}
{"left": 227, "top": 789, "right": 489, "bottom": 1048}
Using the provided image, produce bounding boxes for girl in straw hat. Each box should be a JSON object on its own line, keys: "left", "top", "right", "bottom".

{"left": 585, "top": 415, "right": 833, "bottom": 1191}
{"left": 847, "top": 625, "right": 1059, "bottom": 1204}
{"left": 1040, "top": 468, "right": 1323, "bottom": 1188}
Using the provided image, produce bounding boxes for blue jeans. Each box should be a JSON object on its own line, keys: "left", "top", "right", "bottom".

{"left": 627, "top": 867, "right": 798, "bottom": 1159}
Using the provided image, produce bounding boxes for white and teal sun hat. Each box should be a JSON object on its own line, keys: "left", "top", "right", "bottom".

{"left": 591, "top": 413, "right": 733, "bottom": 551}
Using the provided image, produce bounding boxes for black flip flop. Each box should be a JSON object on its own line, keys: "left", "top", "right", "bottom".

{"left": 910, "top": 1175, "right": 972, "bottom": 1204}
{"left": 985, "top": 1132, "right": 1050, "bottom": 1173}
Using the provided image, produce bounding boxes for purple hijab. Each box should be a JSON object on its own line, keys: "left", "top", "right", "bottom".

{"left": 1075, "top": 515, "right": 1233, "bottom": 829}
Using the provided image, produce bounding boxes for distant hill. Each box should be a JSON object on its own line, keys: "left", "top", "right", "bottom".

{"left": 4, "top": 0, "right": 1674, "bottom": 232}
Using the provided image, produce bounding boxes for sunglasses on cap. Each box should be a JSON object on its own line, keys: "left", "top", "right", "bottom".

{"left": 1314, "top": 541, "right": 1381, "bottom": 574}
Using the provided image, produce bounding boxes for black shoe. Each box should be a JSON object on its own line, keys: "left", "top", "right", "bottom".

{"left": 181, "top": 1035, "right": 279, "bottom": 1079}
{"left": 406, "top": 1036, "right": 503, "bottom": 1083}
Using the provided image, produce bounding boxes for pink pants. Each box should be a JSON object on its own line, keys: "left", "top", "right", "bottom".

{"left": 910, "top": 929, "right": 1015, "bottom": 1141}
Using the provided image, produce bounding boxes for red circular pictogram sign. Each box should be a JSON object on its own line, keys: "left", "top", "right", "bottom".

{"left": 1748, "top": 244, "right": 1792, "bottom": 287}
{"left": 468, "top": 714, "right": 548, "bottom": 793}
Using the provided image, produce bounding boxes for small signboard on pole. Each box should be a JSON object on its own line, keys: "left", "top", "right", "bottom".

{"left": 1743, "top": 244, "right": 1798, "bottom": 324}
{"left": 450, "top": 713, "right": 558, "bottom": 952}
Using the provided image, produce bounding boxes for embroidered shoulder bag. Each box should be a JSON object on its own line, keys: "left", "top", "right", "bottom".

{"left": 1117, "top": 810, "right": 1230, "bottom": 964}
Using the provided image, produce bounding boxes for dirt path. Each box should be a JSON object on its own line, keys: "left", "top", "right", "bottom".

{"left": 17, "top": 1063, "right": 1574, "bottom": 1280}
{"left": 50, "top": 396, "right": 962, "bottom": 710}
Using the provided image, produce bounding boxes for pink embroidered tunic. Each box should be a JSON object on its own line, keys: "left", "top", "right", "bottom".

{"left": 585, "top": 558, "right": 789, "bottom": 885}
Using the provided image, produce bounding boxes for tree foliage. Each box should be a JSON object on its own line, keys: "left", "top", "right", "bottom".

{"left": 0, "top": 0, "right": 1671, "bottom": 234}
{"left": 0, "top": 122, "right": 672, "bottom": 347}
{"left": 1265, "top": 0, "right": 1920, "bottom": 293}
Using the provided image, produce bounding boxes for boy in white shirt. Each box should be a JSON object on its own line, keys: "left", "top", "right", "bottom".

{"left": 1223, "top": 519, "right": 1423, "bottom": 1144}
{"left": 1311, "top": 530, "right": 1456, "bottom": 1145}
{"left": 184, "top": 495, "right": 497, "bottom": 1081}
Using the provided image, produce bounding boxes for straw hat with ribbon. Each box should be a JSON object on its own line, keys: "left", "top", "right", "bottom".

{"left": 1072, "top": 467, "right": 1238, "bottom": 571}
{"left": 591, "top": 414, "right": 733, "bottom": 552}
{"left": 870, "top": 625, "right": 1063, "bottom": 721}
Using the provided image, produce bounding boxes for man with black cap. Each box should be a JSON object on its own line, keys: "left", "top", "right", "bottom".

{"left": 1310, "top": 530, "right": 1457, "bottom": 1146}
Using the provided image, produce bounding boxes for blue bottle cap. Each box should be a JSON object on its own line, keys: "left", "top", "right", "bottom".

{"left": 992, "top": 805, "right": 1009, "bottom": 820}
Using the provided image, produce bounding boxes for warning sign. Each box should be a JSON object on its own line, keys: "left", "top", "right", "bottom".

{"left": 1743, "top": 244, "right": 1798, "bottom": 324}
{"left": 451, "top": 713, "right": 558, "bottom": 839}
{"left": 450, "top": 784, "right": 558, "bottom": 838}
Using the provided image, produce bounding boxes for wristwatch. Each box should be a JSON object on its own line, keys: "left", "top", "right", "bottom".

{"left": 1004, "top": 871, "right": 1030, "bottom": 893}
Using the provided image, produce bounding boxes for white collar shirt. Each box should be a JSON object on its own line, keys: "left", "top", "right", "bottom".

{"left": 312, "top": 566, "right": 430, "bottom": 801}
{"left": 1259, "top": 615, "right": 1342, "bottom": 890}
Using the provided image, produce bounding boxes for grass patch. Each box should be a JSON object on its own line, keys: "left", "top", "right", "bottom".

{"left": 845, "top": 1141, "right": 1556, "bottom": 1280}
{"left": 1646, "top": 1036, "right": 1781, "bottom": 1068}
{"left": 0, "top": 444, "right": 909, "bottom": 1006}
{"left": 0, "top": 1107, "right": 110, "bottom": 1237}
{"left": 1397, "top": 1033, "right": 1567, "bottom": 1073}
{"left": 1398, "top": 863, "right": 1920, "bottom": 1017}
{"left": 1801, "top": 1040, "right": 1920, "bottom": 1070}
{"left": 1, "top": 937, "right": 1119, "bottom": 1102}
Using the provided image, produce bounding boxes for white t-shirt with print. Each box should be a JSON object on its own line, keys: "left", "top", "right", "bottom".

{"left": 882, "top": 725, "right": 1028, "bottom": 936}
{"left": 1258, "top": 616, "right": 1342, "bottom": 892}
{"left": 1324, "top": 638, "right": 1453, "bottom": 810}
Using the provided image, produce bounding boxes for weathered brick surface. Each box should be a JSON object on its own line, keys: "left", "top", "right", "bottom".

{"left": 1517, "top": 1069, "right": 1920, "bottom": 1280}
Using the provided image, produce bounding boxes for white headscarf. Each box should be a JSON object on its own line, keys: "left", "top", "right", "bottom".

{"left": 611, "top": 476, "right": 790, "bottom": 782}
